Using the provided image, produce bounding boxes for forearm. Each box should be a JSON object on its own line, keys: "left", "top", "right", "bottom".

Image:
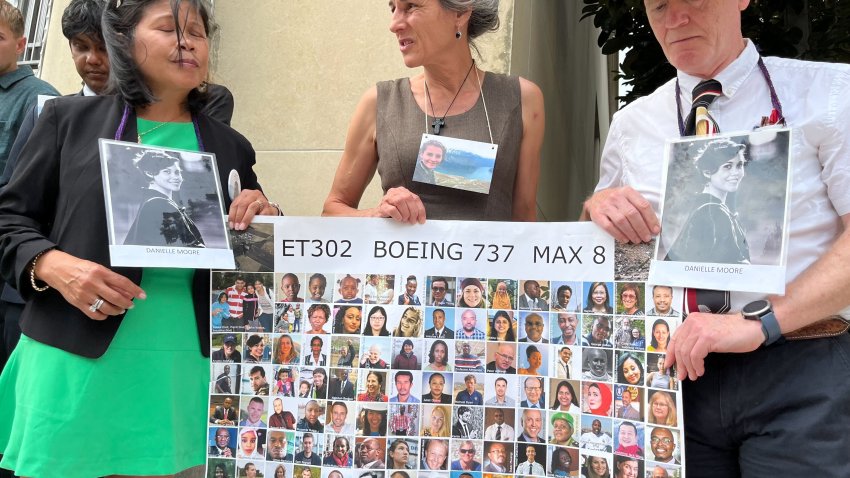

{"left": 322, "top": 196, "right": 381, "bottom": 218}
{"left": 771, "top": 215, "right": 850, "bottom": 332}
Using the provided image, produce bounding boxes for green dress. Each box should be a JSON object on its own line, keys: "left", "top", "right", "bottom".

{"left": 0, "top": 120, "right": 209, "bottom": 477}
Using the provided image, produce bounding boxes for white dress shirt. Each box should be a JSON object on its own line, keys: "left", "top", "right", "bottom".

{"left": 597, "top": 40, "right": 850, "bottom": 314}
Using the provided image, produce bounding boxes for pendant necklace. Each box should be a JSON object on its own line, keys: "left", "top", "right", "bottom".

{"left": 424, "top": 60, "right": 476, "bottom": 135}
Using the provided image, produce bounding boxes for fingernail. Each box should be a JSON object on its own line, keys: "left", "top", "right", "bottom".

{"left": 228, "top": 222, "right": 234, "bottom": 230}
{"left": 127, "top": 303, "right": 134, "bottom": 310}
{"left": 138, "top": 292, "right": 147, "bottom": 300}
{"left": 238, "top": 223, "right": 247, "bottom": 230}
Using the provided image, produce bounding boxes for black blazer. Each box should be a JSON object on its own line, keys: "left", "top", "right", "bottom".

{"left": 0, "top": 94, "right": 260, "bottom": 358}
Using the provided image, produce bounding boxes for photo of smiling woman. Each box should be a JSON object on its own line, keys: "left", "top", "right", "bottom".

{"left": 123, "top": 149, "right": 205, "bottom": 246}
{"left": 663, "top": 138, "right": 751, "bottom": 264}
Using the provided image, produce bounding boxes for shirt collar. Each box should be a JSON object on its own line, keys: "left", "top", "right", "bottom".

{"left": 0, "top": 65, "right": 34, "bottom": 90}
{"left": 83, "top": 83, "right": 98, "bottom": 96}
{"left": 677, "top": 39, "right": 760, "bottom": 102}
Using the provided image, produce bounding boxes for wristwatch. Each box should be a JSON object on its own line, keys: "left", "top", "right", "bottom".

{"left": 741, "top": 299, "right": 782, "bottom": 346}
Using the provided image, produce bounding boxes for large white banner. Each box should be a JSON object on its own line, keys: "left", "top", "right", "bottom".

{"left": 207, "top": 217, "right": 685, "bottom": 478}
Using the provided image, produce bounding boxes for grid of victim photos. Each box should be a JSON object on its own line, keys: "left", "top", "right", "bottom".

{"left": 207, "top": 272, "right": 685, "bottom": 478}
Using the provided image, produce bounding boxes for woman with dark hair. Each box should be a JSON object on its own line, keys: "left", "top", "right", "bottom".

{"left": 647, "top": 319, "right": 670, "bottom": 352}
{"left": 549, "top": 447, "right": 573, "bottom": 477}
{"left": 645, "top": 355, "right": 674, "bottom": 390}
{"left": 363, "top": 305, "right": 391, "bottom": 336}
{"left": 616, "top": 352, "right": 644, "bottom": 386}
{"left": 665, "top": 138, "right": 750, "bottom": 264}
{"left": 550, "top": 380, "right": 580, "bottom": 413}
{"left": 212, "top": 462, "right": 230, "bottom": 478}
{"left": 211, "top": 291, "right": 229, "bottom": 329}
{"left": 392, "top": 339, "right": 420, "bottom": 370}
{"left": 487, "top": 309, "right": 515, "bottom": 341}
{"left": 333, "top": 305, "right": 363, "bottom": 334}
{"left": 425, "top": 339, "right": 452, "bottom": 371}
{"left": 583, "top": 282, "right": 613, "bottom": 314}
{"left": 388, "top": 439, "right": 415, "bottom": 469}
{"left": 518, "top": 344, "right": 542, "bottom": 375}
{"left": 323, "top": 0, "right": 544, "bottom": 223}
{"left": 457, "top": 277, "right": 486, "bottom": 307}
{"left": 0, "top": 1, "right": 273, "bottom": 476}
{"left": 124, "top": 149, "right": 204, "bottom": 246}
{"left": 357, "top": 371, "right": 388, "bottom": 402}
{"left": 359, "top": 404, "right": 388, "bottom": 436}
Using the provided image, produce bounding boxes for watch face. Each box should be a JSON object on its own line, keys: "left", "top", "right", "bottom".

{"left": 742, "top": 299, "right": 770, "bottom": 316}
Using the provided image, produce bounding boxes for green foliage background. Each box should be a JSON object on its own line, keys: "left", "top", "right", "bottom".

{"left": 582, "top": 0, "right": 850, "bottom": 104}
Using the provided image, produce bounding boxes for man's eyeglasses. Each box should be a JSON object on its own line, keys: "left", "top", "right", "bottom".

{"left": 459, "top": 448, "right": 475, "bottom": 454}
{"left": 650, "top": 437, "right": 674, "bottom": 445}
{"left": 431, "top": 286, "right": 446, "bottom": 291}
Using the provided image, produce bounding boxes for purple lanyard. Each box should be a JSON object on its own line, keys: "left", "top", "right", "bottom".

{"left": 115, "top": 103, "right": 206, "bottom": 151}
{"left": 674, "top": 57, "right": 784, "bottom": 136}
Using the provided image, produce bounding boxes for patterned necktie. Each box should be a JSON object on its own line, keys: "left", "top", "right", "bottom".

{"left": 684, "top": 79, "right": 722, "bottom": 136}
{"left": 495, "top": 425, "right": 502, "bottom": 440}
{"left": 683, "top": 79, "right": 732, "bottom": 315}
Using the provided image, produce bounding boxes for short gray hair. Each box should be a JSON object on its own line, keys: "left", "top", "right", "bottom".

{"left": 439, "top": 0, "right": 500, "bottom": 40}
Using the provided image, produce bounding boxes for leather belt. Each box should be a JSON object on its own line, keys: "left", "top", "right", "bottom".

{"left": 784, "top": 316, "right": 849, "bottom": 341}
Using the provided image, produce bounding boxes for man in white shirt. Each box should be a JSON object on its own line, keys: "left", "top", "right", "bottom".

{"left": 555, "top": 346, "right": 573, "bottom": 379}
{"left": 327, "top": 401, "right": 355, "bottom": 434}
{"left": 483, "top": 408, "right": 514, "bottom": 441}
{"left": 484, "top": 376, "right": 516, "bottom": 407}
{"left": 584, "top": 1, "right": 850, "bottom": 475}
{"left": 580, "top": 419, "right": 612, "bottom": 453}
{"left": 552, "top": 312, "right": 579, "bottom": 345}
{"left": 514, "top": 445, "right": 545, "bottom": 476}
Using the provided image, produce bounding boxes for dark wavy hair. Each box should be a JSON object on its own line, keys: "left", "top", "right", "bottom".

{"left": 616, "top": 352, "right": 645, "bottom": 385}
{"left": 488, "top": 310, "right": 516, "bottom": 340}
{"left": 101, "top": 0, "right": 215, "bottom": 110}
{"left": 332, "top": 305, "right": 361, "bottom": 334}
{"left": 62, "top": 0, "right": 105, "bottom": 41}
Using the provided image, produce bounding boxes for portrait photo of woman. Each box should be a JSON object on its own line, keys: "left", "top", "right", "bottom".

{"left": 457, "top": 277, "right": 486, "bottom": 308}
{"left": 663, "top": 138, "right": 751, "bottom": 264}
{"left": 116, "top": 149, "right": 207, "bottom": 248}
{"left": 583, "top": 282, "right": 613, "bottom": 314}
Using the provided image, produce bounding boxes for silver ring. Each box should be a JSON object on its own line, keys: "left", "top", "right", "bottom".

{"left": 88, "top": 298, "right": 104, "bottom": 313}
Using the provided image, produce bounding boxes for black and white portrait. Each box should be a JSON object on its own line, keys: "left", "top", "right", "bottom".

{"left": 99, "top": 139, "right": 232, "bottom": 268}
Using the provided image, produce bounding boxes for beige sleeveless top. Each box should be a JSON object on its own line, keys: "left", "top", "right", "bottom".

{"left": 376, "top": 73, "right": 523, "bottom": 221}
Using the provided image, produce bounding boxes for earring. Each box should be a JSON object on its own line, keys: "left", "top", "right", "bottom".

{"left": 197, "top": 81, "right": 208, "bottom": 93}
{"left": 455, "top": 30, "right": 462, "bottom": 39}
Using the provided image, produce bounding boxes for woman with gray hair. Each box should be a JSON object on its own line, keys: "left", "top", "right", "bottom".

{"left": 664, "top": 138, "right": 750, "bottom": 264}
{"left": 323, "top": 0, "right": 544, "bottom": 223}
